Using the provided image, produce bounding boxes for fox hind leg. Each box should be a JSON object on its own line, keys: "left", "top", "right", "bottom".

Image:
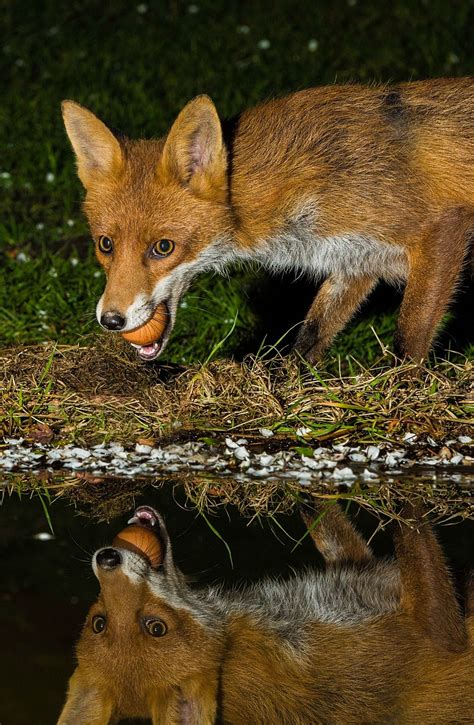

{"left": 394, "top": 207, "right": 473, "bottom": 360}
{"left": 301, "top": 502, "right": 373, "bottom": 564}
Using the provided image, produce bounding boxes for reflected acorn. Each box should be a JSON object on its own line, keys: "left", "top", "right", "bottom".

{"left": 112, "top": 525, "right": 163, "bottom": 568}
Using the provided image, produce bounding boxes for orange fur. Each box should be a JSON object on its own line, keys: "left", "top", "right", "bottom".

{"left": 58, "top": 505, "right": 473, "bottom": 724}
{"left": 63, "top": 79, "right": 474, "bottom": 361}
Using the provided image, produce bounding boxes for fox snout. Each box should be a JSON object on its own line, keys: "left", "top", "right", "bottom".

{"left": 93, "top": 506, "right": 167, "bottom": 581}
{"left": 96, "top": 291, "right": 156, "bottom": 333}
{"left": 99, "top": 311, "right": 126, "bottom": 331}
{"left": 95, "top": 547, "right": 123, "bottom": 569}
{"left": 92, "top": 544, "right": 149, "bottom": 584}
{"left": 96, "top": 290, "right": 172, "bottom": 361}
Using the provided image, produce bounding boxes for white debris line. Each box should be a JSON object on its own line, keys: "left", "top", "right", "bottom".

{"left": 0, "top": 435, "right": 472, "bottom": 485}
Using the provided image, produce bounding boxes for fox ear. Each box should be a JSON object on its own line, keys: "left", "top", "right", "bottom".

{"left": 61, "top": 100, "right": 123, "bottom": 189}
{"left": 160, "top": 95, "right": 227, "bottom": 201}
{"left": 57, "top": 668, "right": 114, "bottom": 725}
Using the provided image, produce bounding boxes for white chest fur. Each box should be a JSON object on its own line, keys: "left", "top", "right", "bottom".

{"left": 256, "top": 232, "right": 408, "bottom": 283}
{"left": 253, "top": 206, "right": 409, "bottom": 283}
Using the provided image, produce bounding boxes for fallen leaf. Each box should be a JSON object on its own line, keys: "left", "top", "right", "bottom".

{"left": 136, "top": 437, "right": 156, "bottom": 447}
{"left": 30, "top": 423, "right": 54, "bottom": 444}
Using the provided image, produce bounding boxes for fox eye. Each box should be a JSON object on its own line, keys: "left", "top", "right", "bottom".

{"left": 144, "top": 618, "right": 167, "bottom": 637}
{"left": 151, "top": 239, "right": 175, "bottom": 258}
{"left": 98, "top": 235, "right": 113, "bottom": 254}
{"left": 92, "top": 615, "right": 107, "bottom": 633}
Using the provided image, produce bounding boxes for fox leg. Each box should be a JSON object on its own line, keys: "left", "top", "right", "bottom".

{"left": 301, "top": 502, "right": 373, "bottom": 564}
{"left": 294, "top": 274, "right": 376, "bottom": 364}
{"left": 57, "top": 669, "right": 114, "bottom": 725}
{"left": 394, "top": 208, "right": 473, "bottom": 360}
{"left": 394, "top": 513, "right": 468, "bottom": 652}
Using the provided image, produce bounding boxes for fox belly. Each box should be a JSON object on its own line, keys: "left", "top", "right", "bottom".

{"left": 256, "top": 224, "right": 409, "bottom": 284}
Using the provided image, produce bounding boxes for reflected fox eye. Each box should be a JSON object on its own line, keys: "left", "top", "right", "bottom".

{"left": 144, "top": 618, "right": 167, "bottom": 637}
{"left": 151, "top": 239, "right": 175, "bottom": 258}
{"left": 98, "top": 235, "right": 113, "bottom": 254}
{"left": 92, "top": 615, "right": 107, "bottom": 633}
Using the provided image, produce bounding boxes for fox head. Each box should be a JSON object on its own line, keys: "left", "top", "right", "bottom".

{"left": 62, "top": 96, "right": 234, "bottom": 361}
{"left": 58, "top": 506, "right": 223, "bottom": 724}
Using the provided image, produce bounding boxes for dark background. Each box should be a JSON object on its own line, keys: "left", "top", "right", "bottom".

{"left": 1, "top": 0, "right": 473, "bottom": 361}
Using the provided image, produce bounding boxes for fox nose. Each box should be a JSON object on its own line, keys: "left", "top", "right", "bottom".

{"left": 100, "top": 311, "right": 126, "bottom": 330}
{"left": 96, "top": 547, "right": 122, "bottom": 570}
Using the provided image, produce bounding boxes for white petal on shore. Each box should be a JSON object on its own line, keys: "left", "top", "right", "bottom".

{"left": 366, "top": 446, "right": 380, "bottom": 460}
{"left": 332, "top": 467, "right": 356, "bottom": 480}
{"left": 296, "top": 426, "right": 312, "bottom": 437}
{"left": 233, "top": 446, "right": 250, "bottom": 461}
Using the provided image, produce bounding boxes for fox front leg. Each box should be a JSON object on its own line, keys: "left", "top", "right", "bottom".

{"left": 294, "top": 274, "right": 376, "bottom": 364}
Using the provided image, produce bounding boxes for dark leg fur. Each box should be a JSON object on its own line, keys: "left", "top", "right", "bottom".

{"left": 394, "top": 207, "right": 473, "bottom": 360}
{"left": 294, "top": 274, "right": 376, "bottom": 363}
{"left": 394, "top": 512, "right": 468, "bottom": 653}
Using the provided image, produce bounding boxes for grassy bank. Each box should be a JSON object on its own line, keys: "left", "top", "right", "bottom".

{"left": 6, "top": 468, "right": 473, "bottom": 529}
{"left": 1, "top": 340, "right": 472, "bottom": 446}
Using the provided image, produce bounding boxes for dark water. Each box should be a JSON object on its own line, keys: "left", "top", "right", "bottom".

{"left": 1, "top": 478, "right": 473, "bottom": 725}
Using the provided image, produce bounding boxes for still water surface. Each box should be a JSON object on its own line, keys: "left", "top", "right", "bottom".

{"left": 1, "top": 475, "right": 472, "bottom": 725}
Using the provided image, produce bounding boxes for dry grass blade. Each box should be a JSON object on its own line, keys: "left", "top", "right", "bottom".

{"left": 0, "top": 341, "right": 472, "bottom": 446}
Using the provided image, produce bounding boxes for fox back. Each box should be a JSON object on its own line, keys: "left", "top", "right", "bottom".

{"left": 58, "top": 505, "right": 473, "bottom": 724}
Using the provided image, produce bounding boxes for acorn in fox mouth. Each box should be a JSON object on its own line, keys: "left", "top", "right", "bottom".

{"left": 120, "top": 303, "right": 169, "bottom": 362}
{"left": 112, "top": 505, "right": 164, "bottom": 569}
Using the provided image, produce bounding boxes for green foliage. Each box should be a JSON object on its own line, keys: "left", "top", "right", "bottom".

{"left": 1, "top": 0, "right": 472, "bottom": 362}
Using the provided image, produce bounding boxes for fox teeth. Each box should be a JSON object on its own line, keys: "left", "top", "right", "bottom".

{"left": 134, "top": 341, "right": 162, "bottom": 361}
{"left": 127, "top": 514, "right": 156, "bottom": 527}
{"left": 128, "top": 507, "right": 158, "bottom": 527}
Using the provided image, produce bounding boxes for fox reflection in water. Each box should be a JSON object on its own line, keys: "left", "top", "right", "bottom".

{"left": 58, "top": 503, "right": 473, "bottom": 724}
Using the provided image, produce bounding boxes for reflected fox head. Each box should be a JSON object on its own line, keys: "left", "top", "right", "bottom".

{"left": 59, "top": 506, "right": 223, "bottom": 724}
{"left": 62, "top": 97, "right": 234, "bottom": 361}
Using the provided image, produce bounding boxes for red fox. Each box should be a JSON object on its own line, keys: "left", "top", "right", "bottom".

{"left": 62, "top": 79, "right": 474, "bottom": 363}
{"left": 58, "top": 503, "right": 473, "bottom": 724}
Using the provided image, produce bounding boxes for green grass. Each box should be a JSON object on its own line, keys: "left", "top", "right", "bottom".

{"left": 0, "top": 0, "right": 473, "bottom": 363}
